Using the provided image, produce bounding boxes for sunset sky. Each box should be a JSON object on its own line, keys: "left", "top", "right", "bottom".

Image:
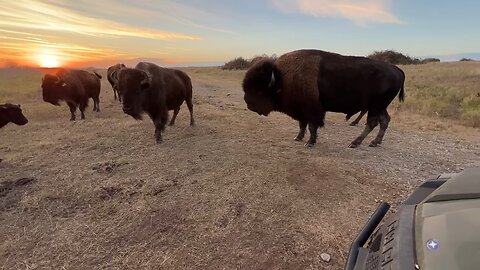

{"left": 1, "top": 0, "right": 479, "bottom": 68}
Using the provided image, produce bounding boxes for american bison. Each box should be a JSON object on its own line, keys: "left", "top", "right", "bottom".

{"left": 242, "top": 49, "right": 405, "bottom": 148}
{"left": 107, "top": 63, "right": 126, "bottom": 101}
{"left": 42, "top": 69, "right": 102, "bottom": 121}
{"left": 0, "top": 103, "right": 28, "bottom": 128}
{"left": 117, "top": 62, "right": 195, "bottom": 144}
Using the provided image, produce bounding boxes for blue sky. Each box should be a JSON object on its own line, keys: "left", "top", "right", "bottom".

{"left": 0, "top": 0, "right": 479, "bottom": 67}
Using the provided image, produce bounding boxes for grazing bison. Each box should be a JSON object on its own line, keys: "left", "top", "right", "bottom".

{"left": 107, "top": 63, "right": 126, "bottom": 101}
{"left": 117, "top": 62, "right": 195, "bottom": 144}
{"left": 0, "top": 103, "right": 28, "bottom": 128}
{"left": 242, "top": 49, "right": 405, "bottom": 148}
{"left": 42, "top": 69, "right": 102, "bottom": 121}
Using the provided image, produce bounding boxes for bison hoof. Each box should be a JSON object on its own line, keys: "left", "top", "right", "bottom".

{"left": 294, "top": 136, "right": 304, "bottom": 142}
{"left": 350, "top": 122, "right": 359, "bottom": 126}
{"left": 369, "top": 141, "right": 381, "bottom": 147}
{"left": 349, "top": 142, "right": 360, "bottom": 148}
{"left": 304, "top": 142, "right": 315, "bottom": 148}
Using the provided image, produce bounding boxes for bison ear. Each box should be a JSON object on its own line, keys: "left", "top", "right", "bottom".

{"left": 140, "top": 71, "right": 152, "bottom": 90}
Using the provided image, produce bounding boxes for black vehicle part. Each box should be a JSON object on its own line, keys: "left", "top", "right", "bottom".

{"left": 345, "top": 202, "right": 391, "bottom": 270}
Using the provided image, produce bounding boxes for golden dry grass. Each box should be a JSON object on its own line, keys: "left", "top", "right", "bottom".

{"left": 0, "top": 64, "right": 479, "bottom": 269}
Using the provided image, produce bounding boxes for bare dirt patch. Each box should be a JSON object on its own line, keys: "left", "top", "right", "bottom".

{"left": 0, "top": 67, "right": 479, "bottom": 269}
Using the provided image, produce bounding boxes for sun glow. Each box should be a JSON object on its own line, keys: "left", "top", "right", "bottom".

{"left": 35, "top": 49, "right": 63, "bottom": 68}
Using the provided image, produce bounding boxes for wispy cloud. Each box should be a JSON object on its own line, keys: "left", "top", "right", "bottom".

{"left": 0, "top": 0, "right": 200, "bottom": 40}
{"left": 272, "top": 0, "right": 401, "bottom": 25}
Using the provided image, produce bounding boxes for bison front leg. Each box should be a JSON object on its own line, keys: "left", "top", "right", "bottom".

{"left": 305, "top": 123, "right": 319, "bottom": 148}
{"left": 294, "top": 121, "right": 307, "bottom": 141}
{"left": 153, "top": 110, "right": 168, "bottom": 144}
{"left": 67, "top": 102, "right": 77, "bottom": 121}
{"left": 79, "top": 105, "right": 86, "bottom": 120}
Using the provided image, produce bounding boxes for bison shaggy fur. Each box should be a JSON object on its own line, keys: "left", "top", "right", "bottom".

{"left": 117, "top": 62, "right": 194, "bottom": 144}
{"left": 242, "top": 49, "right": 405, "bottom": 148}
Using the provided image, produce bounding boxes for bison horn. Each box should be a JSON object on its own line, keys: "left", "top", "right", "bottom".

{"left": 268, "top": 72, "right": 275, "bottom": 88}
{"left": 140, "top": 71, "right": 152, "bottom": 89}
{"left": 112, "top": 70, "right": 118, "bottom": 81}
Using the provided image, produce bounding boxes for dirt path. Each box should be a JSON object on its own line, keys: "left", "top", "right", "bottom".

{"left": 1, "top": 69, "right": 479, "bottom": 269}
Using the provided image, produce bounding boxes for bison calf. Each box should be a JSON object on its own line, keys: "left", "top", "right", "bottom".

{"left": 42, "top": 69, "right": 102, "bottom": 121}
{"left": 107, "top": 63, "right": 126, "bottom": 102}
{"left": 117, "top": 62, "right": 195, "bottom": 144}
{"left": 242, "top": 49, "right": 405, "bottom": 148}
{"left": 0, "top": 103, "right": 28, "bottom": 128}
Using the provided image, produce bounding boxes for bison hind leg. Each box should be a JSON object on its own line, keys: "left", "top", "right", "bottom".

{"left": 186, "top": 98, "right": 195, "bottom": 127}
{"left": 349, "top": 114, "right": 379, "bottom": 148}
{"left": 369, "top": 111, "right": 390, "bottom": 147}
{"left": 169, "top": 107, "right": 180, "bottom": 126}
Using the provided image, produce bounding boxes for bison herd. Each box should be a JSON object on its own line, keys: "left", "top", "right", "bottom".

{"left": 2, "top": 49, "right": 406, "bottom": 148}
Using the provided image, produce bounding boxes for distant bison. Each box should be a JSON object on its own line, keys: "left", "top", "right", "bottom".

{"left": 107, "top": 63, "right": 126, "bottom": 101}
{"left": 0, "top": 103, "right": 28, "bottom": 128}
{"left": 42, "top": 69, "right": 102, "bottom": 121}
{"left": 117, "top": 62, "right": 195, "bottom": 144}
{"left": 242, "top": 49, "right": 405, "bottom": 148}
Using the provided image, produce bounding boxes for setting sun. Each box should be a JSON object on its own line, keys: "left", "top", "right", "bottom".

{"left": 38, "top": 53, "right": 60, "bottom": 68}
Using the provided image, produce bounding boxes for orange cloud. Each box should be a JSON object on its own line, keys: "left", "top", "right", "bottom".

{"left": 272, "top": 0, "right": 401, "bottom": 25}
{"left": 0, "top": 0, "right": 200, "bottom": 41}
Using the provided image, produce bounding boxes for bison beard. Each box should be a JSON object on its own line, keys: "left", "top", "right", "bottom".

{"left": 117, "top": 62, "right": 195, "bottom": 144}
{"left": 242, "top": 50, "right": 405, "bottom": 148}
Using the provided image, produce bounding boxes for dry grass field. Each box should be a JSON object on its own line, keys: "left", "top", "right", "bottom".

{"left": 1, "top": 63, "right": 479, "bottom": 269}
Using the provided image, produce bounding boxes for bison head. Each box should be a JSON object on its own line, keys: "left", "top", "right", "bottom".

{"left": 242, "top": 59, "right": 282, "bottom": 116}
{"left": 117, "top": 68, "right": 151, "bottom": 120}
{"left": 0, "top": 104, "right": 28, "bottom": 126}
{"left": 41, "top": 74, "right": 66, "bottom": 106}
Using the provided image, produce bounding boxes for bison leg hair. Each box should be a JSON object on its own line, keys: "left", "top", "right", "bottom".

{"left": 294, "top": 121, "right": 307, "bottom": 141}
{"left": 67, "top": 102, "right": 77, "bottom": 121}
{"left": 305, "top": 123, "right": 319, "bottom": 148}
{"left": 350, "top": 110, "right": 367, "bottom": 126}
{"left": 169, "top": 107, "right": 180, "bottom": 126}
{"left": 369, "top": 111, "right": 390, "bottom": 147}
{"left": 113, "top": 89, "right": 117, "bottom": 100}
{"left": 349, "top": 115, "right": 379, "bottom": 148}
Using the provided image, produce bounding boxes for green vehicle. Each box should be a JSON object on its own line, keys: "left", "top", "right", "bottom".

{"left": 346, "top": 167, "right": 480, "bottom": 270}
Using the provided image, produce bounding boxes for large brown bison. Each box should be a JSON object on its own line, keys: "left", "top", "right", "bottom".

{"left": 242, "top": 49, "right": 405, "bottom": 148}
{"left": 42, "top": 69, "right": 102, "bottom": 121}
{"left": 107, "top": 63, "right": 126, "bottom": 101}
{"left": 117, "top": 62, "right": 195, "bottom": 144}
{"left": 0, "top": 103, "right": 28, "bottom": 128}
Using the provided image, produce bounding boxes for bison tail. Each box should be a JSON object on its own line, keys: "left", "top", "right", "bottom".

{"left": 94, "top": 72, "right": 102, "bottom": 79}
